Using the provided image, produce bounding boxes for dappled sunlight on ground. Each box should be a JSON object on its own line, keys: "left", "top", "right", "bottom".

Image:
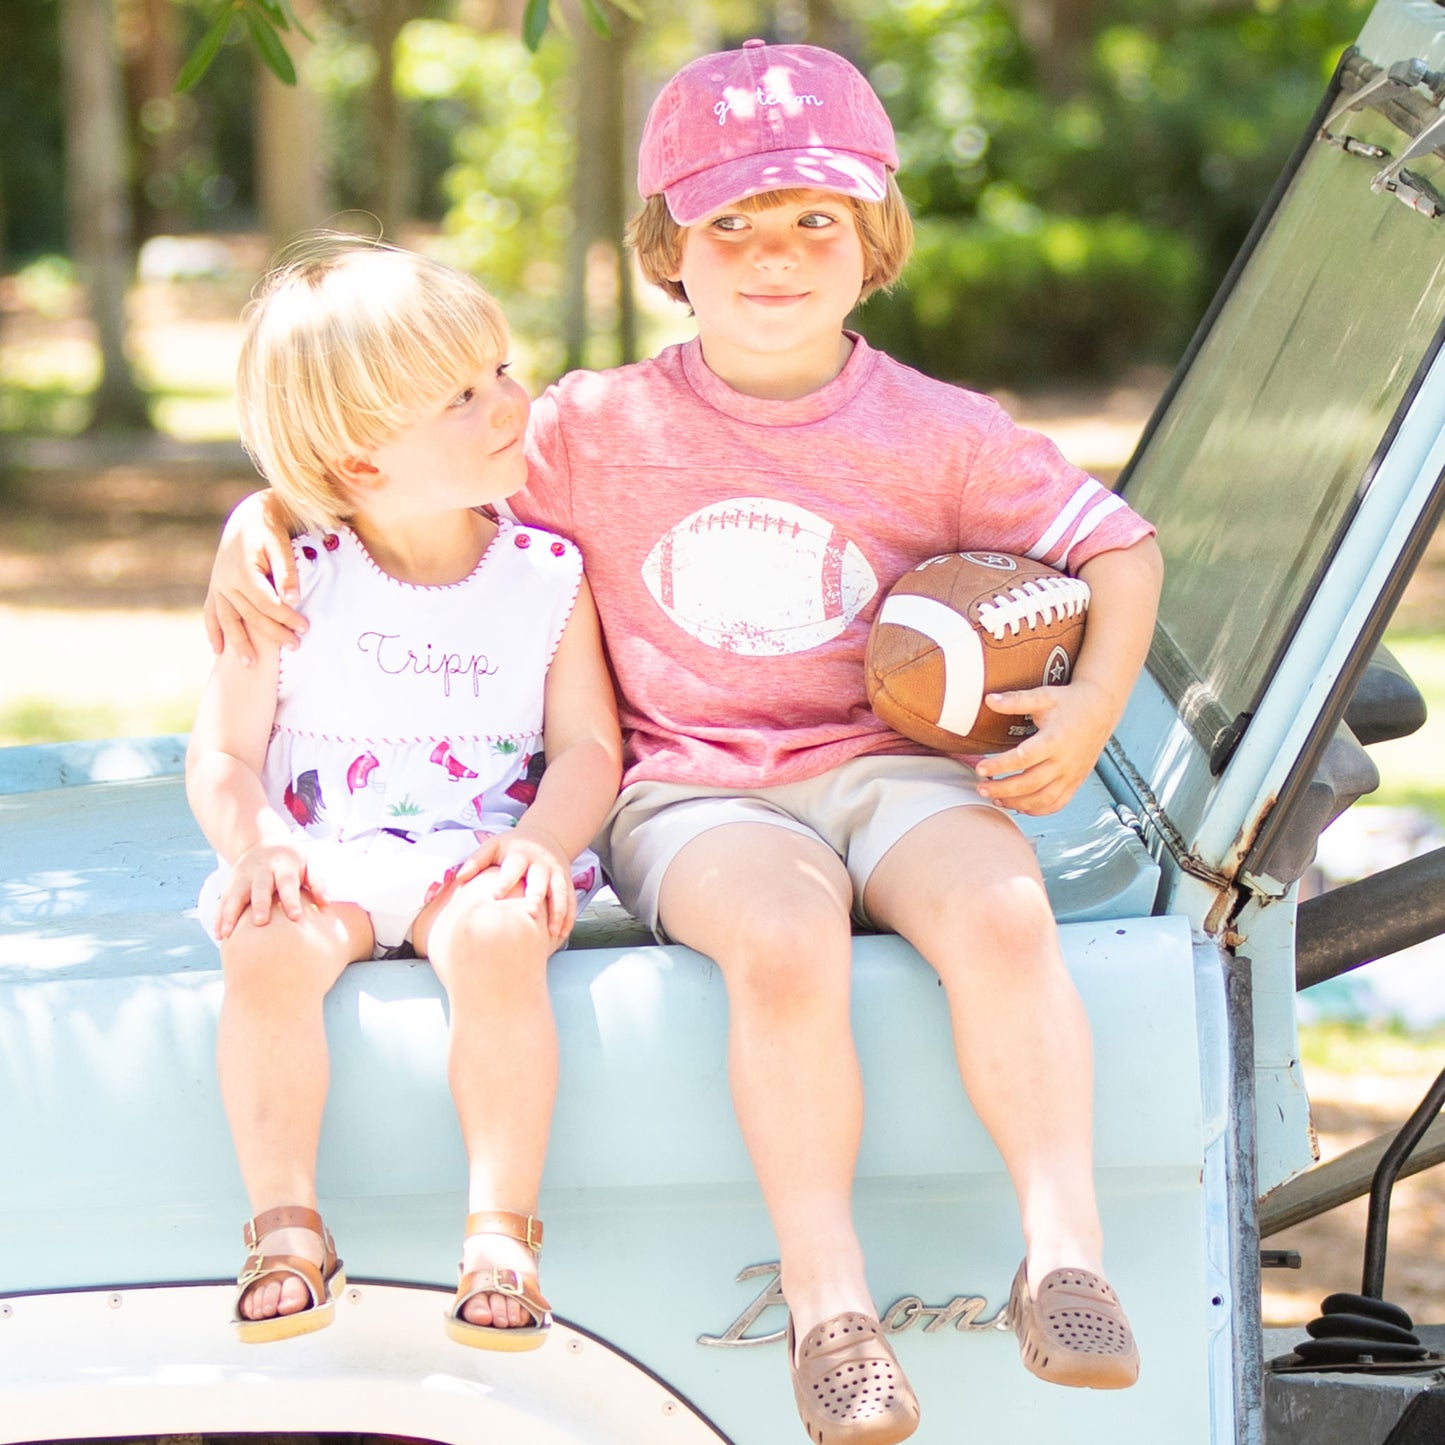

{"left": 1262, "top": 1050, "right": 1445, "bottom": 1328}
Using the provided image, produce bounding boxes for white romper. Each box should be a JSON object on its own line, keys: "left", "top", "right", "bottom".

{"left": 198, "top": 518, "right": 601, "bottom": 953}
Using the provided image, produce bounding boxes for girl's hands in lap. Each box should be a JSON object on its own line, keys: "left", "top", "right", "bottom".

{"left": 454, "top": 830, "right": 578, "bottom": 939}
{"left": 216, "top": 840, "right": 322, "bottom": 938}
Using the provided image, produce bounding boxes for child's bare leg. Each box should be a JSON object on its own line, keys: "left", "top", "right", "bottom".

{"left": 217, "top": 900, "right": 370, "bottom": 1320}
{"left": 417, "top": 879, "right": 559, "bottom": 1330}
{"left": 656, "top": 824, "right": 871, "bottom": 1345}
{"left": 862, "top": 806, "right": 1104, "bottom": 1290}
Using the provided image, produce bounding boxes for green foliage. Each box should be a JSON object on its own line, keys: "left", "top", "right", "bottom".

{"left": 0, "top": 0, "right": 64, "bottom": 263}
{"left": 856, "top": 210, "right": 1200, "bottom": 386}
{"left": 177, "top": 0, "right": 312, "bottom": 90}
{"left": 398, "top": 20, "right": 573, "bottom": 372}
{"left": 182, "top": 0, "right": 641, "bottom": 89}
{"left": 854, "top": 0, "right": 1372, "bottom": 383}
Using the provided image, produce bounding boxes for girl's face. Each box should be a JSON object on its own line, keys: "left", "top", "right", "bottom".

{"left": 668, "top": 189, "right": 867, "bottom": 388}
{"left": 367, "top": 361, "right": 530, "bottom": 516}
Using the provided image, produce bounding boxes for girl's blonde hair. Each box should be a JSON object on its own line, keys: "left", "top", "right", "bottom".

{"left": 626, "top": 175, "right": 915, "bottom": 308}
{"left": 236, "top": 233, "right": 510, "bottom": 531}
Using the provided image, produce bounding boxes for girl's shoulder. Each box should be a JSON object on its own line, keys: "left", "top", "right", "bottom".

{"left": 491, "top": 518, "right": 584, "bottom": 582}
{"left": 286, "top": 525, "right": 350, "bottom": 610}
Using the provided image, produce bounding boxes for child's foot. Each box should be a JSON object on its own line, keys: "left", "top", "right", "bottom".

{"left": 238, "top": 1225, "right": 325, "bottom": 1320}
{"left": 445, "top": 1210, "right": 551, "bottom": 1351}
{"left": 459, "top": 1229, "right": 538, "bottom": 1329}
{"left": 1007, "top": 1260, "right": 1139, "bottom": 1389}
{"left": 787, "top": 1312, "right": 920, "bottom": 1445}
{"left": 233, "top": 1205, "right": 345, "bottom": 1342}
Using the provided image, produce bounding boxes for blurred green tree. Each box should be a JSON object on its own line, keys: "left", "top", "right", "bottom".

{"left": 851, "top": 0, "right": 1372, "bottom": 383}
{"left": 59, "top": 0, "right": 150, "bottom": 429}
{"left": 1, "top": 0, "right": 1380, "bottom": 419}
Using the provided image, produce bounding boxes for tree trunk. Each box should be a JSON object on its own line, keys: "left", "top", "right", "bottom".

{"left": 563, "top": 13, "right": 636, "bottom": 373}
{"left": 121, "top": 0, "right": 189, "bottom": 239}
{"left": 358, "top": 0, "right": 414, "bottom": 236}
{"left": 254, "top": 0, "right": 328, "bottom": 249}
{"left": 58, "top": 0, "right": 149, "bottom": 431}
{"left": 803, "top": 0, "right": 856, "bottom": 54}
{"left": 1007, "top": 0, "right": 1097, "bottom": 99}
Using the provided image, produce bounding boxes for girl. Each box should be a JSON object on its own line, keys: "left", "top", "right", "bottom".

{"left": 186, "top": 234, "right": 621, "bottom": 1349}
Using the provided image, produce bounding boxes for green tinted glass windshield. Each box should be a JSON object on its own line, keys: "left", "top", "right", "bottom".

{"left": 1121, "top": 84, "right": 1445, "bottom": 763}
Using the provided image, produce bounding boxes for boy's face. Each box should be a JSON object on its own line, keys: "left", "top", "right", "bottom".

{"left": 366, "top": 362, "right": 530, "bottom": 515}
{"left": 668, "top": 189, "right": 867, "bottom": 373}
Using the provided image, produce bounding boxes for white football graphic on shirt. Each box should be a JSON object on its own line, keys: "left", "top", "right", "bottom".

{"left": 642, "top": 497, "right": 878, "bottom": 655}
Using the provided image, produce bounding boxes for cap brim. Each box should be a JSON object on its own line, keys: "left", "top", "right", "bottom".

{"left": 660, "top": 147, "right": 890, "bottom": 225}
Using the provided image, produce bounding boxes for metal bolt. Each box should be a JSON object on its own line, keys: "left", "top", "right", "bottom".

{"left": 661, "top": 1399, "right": 679, "bottom": 1417}
{"left": 1, "top": 1303, "right": 12, "bottom": 1320}
{"left": 566, "top": 1338, "right": 584, "bottom": 1355}
{"left": 107, "top": 1294, "right": 123, "bottom": 1309}
{"left": 346, "top": 1287, "right": 364, "bottom": 1306}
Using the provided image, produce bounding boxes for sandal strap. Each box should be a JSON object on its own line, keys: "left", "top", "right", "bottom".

{"left": 463, "top": 1210, "right": 544, "bottom": 1254}
{"left": 242, "top": 1206, "right": 341, "bottom": 1279}
{"left": 453, "top": 1266, "right": 552, "bottom": 1327}
{"left": 237, "top": 1251, "right": 327, "bottom": 1309}
{"left": 244, "top": 1205, "right": 324, "bottom": 1248}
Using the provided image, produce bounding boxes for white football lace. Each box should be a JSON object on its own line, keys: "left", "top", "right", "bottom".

{"left": 976, "top": 576, "right": 1091, "bottom": 639}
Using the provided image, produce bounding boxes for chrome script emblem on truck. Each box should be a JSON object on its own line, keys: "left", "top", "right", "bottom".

{"left": 698, "top": 1262, "right": 1007, "bottom": 1347}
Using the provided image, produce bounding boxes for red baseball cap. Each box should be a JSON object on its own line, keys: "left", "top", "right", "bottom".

{"left": 637, "top": 40, "right": 899, "bottom": 226}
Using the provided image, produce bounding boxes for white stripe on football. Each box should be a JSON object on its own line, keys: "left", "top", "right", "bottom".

{"left": 876, "top": 593, "right": 988, "bottom": 737}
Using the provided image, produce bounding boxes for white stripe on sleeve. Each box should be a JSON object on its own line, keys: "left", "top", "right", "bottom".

{"left": 1059, "top": 493, "right": 1127, "bottom": 568}
{"left": 1024, "top": 478, "right": 1104, "bottom": 562}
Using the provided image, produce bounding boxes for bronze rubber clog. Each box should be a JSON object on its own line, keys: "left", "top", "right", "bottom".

{"left": 1008, "top": 1260, "right": 1140, "bottom": 1389}
{"left": 787, "top": 1310, "right": 921, "bottom": 1445}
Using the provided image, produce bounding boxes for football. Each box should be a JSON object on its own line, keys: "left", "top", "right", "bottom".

{"left": 865, "top": 551, "right": 1090, "bottom": 753}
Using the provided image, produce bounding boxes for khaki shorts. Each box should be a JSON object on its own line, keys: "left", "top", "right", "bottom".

{"left": 597, "top": 753, "right": 991, "bottom": 941}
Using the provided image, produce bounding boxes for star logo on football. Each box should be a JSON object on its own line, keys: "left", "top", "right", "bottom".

{"left": 1045, "top": 646, "right": 1072, "bottom": 685}
{"left": 960, "top": 551, "right": 1018, "bottom": 571}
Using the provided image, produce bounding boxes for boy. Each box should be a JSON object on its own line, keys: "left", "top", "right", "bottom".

{"left": 207, "top": 40, "right": 1161, "bottom": 1445}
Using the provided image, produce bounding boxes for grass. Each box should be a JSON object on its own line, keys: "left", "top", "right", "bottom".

{"left": 1369, "top": 633, "right": 1445, "bottom": 826}
{"left": 1300, "top": 1015, "right": 1445, "bottom": 1075}
{"left": 0, "top": 252, "right": 244, "bottom": 440}
{"left": 0, "top": 696, "right": 196, "bottom": 748}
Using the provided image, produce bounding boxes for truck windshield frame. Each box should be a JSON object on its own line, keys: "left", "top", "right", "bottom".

{"left": 1120, "top": 58, "right": 1445, "bottom": 770}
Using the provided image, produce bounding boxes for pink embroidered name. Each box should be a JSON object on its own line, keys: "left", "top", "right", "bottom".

{"left": 357, "top": 631, "right": 498, "bottom": 697}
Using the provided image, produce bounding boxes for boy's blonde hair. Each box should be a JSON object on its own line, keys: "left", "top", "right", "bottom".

{"left": 626, "top": 176, "right": 914, "bottom": 308}
{"left": 236, "top": 233, "right": 510, "bottom": 531}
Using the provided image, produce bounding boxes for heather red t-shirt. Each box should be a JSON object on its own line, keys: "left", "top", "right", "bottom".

{"left": 506, "top": 334, "right": 1154, "bottom": 791}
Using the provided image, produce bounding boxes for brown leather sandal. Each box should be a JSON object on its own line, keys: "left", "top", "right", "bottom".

{"left": 1007, "top": 1260, "right": 1140, "bottom": 1389}
{"left": 233, "top": 1205, "right": 345, "bottom": 1344}
{"left": 787, "top": 1310, "right": 921, "bottom": 1445}
{"left": 445, "top": 1210, "right": 552, "bottom": 1352}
